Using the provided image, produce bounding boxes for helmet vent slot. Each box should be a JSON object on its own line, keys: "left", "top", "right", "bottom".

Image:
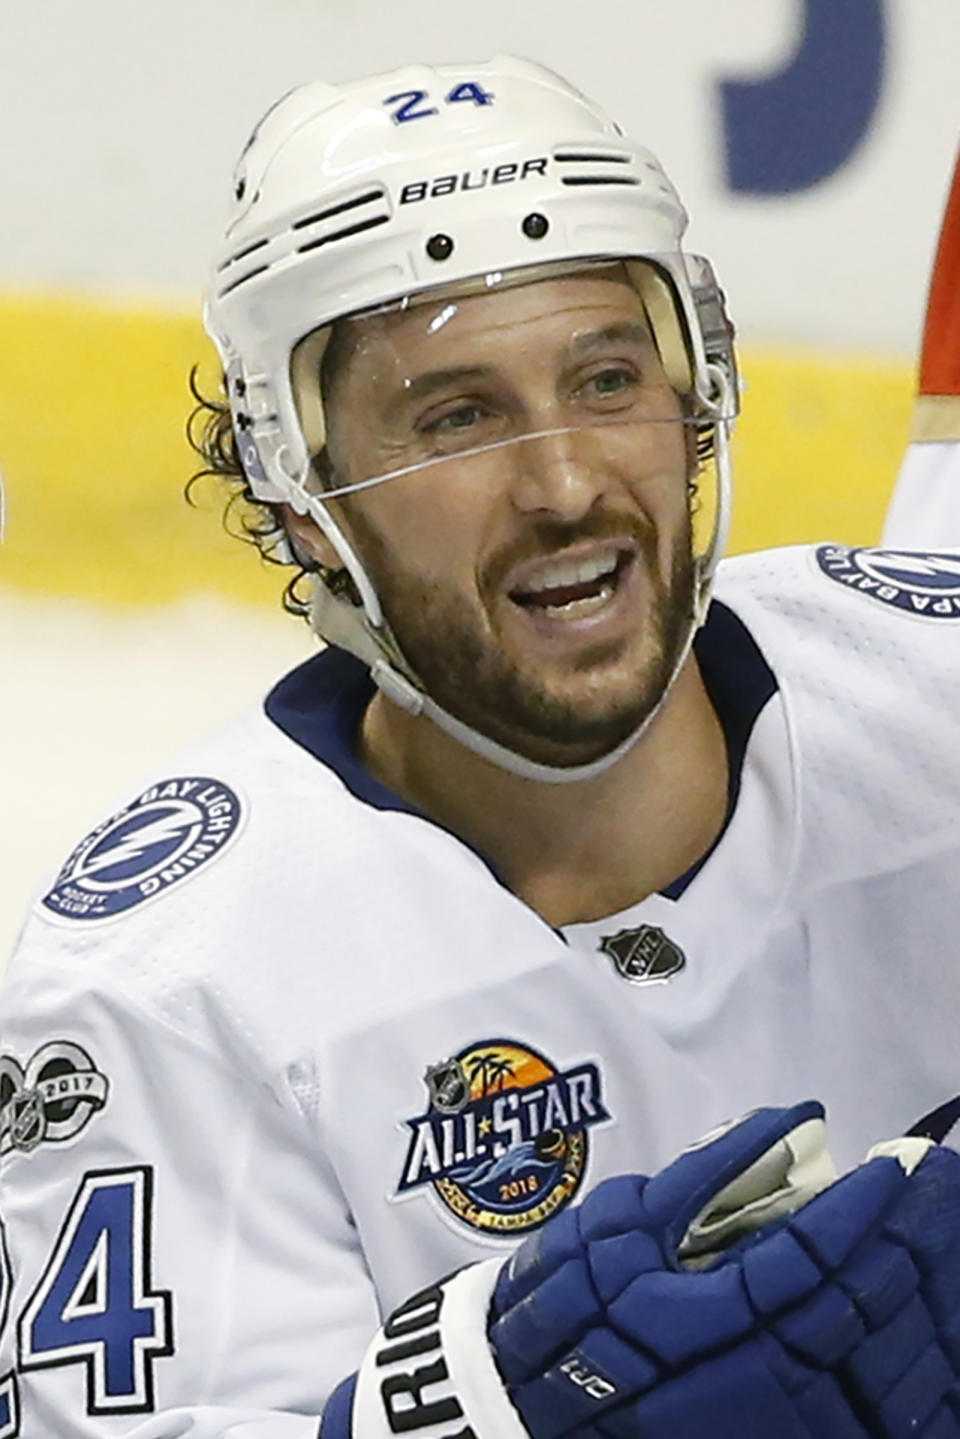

{"left": 214, "top": 187, "right": 390, "bottom": 297}
{"left": 219, "top": 263, "right": 270, "bottom": 298}
{"left": 554, "top": 151, "right": 631, "bottom": 164}
{"left": 216, "top": 237, "right": 269, "bottom": 273}
{"left": 560, "top": 175, "right": 640, "bottom": 187}
{"left": 296, "top": 213, "right": 390, "bottom": 255}
{"left": 291, "top": 188, "right": 386, "bottom": 231}
{"left": 553, "top": 147, "right": 639, "bottom": 189}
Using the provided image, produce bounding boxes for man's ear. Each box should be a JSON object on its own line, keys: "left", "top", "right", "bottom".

{"left": 281, "top": 504, "right": 342, "bottom": 569}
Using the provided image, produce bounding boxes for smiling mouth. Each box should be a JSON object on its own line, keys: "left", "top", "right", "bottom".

{"left": 509, "top": 550, "right": 633, "bottom": 617}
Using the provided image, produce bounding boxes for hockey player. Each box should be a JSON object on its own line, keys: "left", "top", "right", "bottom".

{"left": 884, "top": 142, "right": 960, "bottom": 543}
{"left": 3, "top": 57, "right": 960, "bottom": 1437}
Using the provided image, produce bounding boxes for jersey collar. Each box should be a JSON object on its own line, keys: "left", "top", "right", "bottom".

{"left": 264, "top": 598, "right": 778, "bottom": 898}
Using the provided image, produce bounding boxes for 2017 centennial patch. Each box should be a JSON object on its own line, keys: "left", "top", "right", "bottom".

{"left": 41, "top": 776, "right": 243, "bottom": 923}
{"left": 0, "top": 1041, "right": 109, "bottom": 1155}
{"left": 396, "top": 1038, "right": 611, "bottom": 1235}
{"left": 816, "top": 546, "right": 960, "bottom": 618}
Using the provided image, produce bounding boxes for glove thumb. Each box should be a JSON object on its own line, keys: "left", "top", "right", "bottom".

{"left": 641, "top": 1100, "right": 837, "bottom": 1266}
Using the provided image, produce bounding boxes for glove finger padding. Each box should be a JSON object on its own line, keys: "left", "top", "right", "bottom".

{"left": 490, "top": 1102, "right": 960, "bottom": 1439}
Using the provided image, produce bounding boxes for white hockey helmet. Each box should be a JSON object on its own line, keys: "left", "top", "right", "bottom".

{"left": 204, "top": 55, "right": 738, "bottom": 782}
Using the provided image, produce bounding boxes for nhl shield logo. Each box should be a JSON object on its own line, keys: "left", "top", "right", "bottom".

{"left": 424, "top": 1059, "right": 470, "bottom": 1115}
{"left": 4, "top": 1090, "right": 46, "bottom": 1153}
{"left": 600, "top": 925, "right": 686, "bottom": 984}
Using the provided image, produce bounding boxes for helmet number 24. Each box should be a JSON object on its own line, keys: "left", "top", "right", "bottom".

{"left": 383, "top": 82, "right": 495, "bottom": 125}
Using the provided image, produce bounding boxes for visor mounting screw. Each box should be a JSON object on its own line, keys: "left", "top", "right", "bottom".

{"left": 426, "top": 233, "right": 454, "bottom": 261}
{"left": 522, "top": 212, "right": 549, "bottom": 239}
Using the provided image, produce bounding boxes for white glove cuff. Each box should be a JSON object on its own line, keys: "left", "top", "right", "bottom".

{"left": 352, "top": 1259, "right": 530, "bottom": 1439}
{"left": 865, "top": 1135, "right": 934, "bottom": 1174}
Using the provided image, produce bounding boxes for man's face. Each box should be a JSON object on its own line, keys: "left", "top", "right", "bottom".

{"left": 309, "top": 268, "right": 697, "bottom": 767}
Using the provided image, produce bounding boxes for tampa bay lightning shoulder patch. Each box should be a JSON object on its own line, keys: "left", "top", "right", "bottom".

{"left": 41, "top": 776, "right": 244, "bottom": 924}
{"left": 816, "top": 545, "right": 960, "bottom": 619}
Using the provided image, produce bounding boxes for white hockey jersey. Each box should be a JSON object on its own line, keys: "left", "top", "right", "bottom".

{"left": 2, "top": 543, "right": 960, "bottom": 1438}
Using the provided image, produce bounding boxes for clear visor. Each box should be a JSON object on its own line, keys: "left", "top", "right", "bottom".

{"left": 291, "top": 261, "right": 732, "bottom": 555}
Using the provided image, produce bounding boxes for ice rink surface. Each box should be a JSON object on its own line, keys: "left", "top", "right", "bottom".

{"left": 0, "top": 588, "right": 313, "bottom": 963}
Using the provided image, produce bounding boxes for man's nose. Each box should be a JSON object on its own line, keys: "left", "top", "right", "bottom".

{"left": 507, "top": 426, "right": 610, "bottom": 521}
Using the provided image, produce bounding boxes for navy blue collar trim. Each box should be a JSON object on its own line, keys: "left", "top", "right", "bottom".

{"left": 660, "top": 600, "right": 778, "bottom": 898}
{"left": 264, "top": 598, "right": 778, "bottom": 899}
{"left": 265, "top": 646, "right": 412, "bottom": 815}
{"left": 264, "top": 645, "right": 511, "bottom": 892}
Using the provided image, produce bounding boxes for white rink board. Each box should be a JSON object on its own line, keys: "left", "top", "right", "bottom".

{"left": 0, "top": 0, "right": 958, "bottom": 352}
{"left": 0, "top": 590, "right": 313, "bottom": 965}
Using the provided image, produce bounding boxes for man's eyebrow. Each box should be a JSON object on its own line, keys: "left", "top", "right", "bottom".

{"left": 567, "top": 321, "right": 655, "bottom": 357}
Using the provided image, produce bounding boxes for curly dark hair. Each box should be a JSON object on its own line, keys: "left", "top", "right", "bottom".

{"left": 185, "top": 368, "right": 315, "bottom": 617}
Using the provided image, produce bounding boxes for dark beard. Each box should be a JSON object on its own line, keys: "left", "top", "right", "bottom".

{"left": 343, "top": 508, "right": 697, "bottom": 768}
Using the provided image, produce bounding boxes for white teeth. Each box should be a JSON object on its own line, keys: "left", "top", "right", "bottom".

{"left": 541, "top": 586, "right": 615, "bottom": 617}
{"left": 520, "top": 553, "right": 619, "bottom": 594}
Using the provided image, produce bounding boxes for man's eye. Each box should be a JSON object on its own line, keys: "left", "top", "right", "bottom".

{"left": 587, "top": 367, "right": 636, "bottom": 397}
{"left": 421, "top": 403, "right": 486, "bottom": 433}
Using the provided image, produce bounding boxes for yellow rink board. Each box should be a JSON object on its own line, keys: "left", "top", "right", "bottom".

{"left": 0, "top": 292, "right": 915, "bottom": 610}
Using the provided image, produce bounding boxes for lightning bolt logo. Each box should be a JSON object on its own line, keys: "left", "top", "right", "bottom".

{"left": 868, "top": 551, "right": 960, "bottom": 582}
{"left": 80, "top": 809, "right": 196, "bottom": 878}
{"left": 41, "top": 776, "right": 243, "bottom": 924}
{"left": 817, "top": 545, "right": 960, "bottom": 620}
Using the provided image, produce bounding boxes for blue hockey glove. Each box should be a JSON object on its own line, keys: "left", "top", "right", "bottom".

{"left": 491, "top": 1100, "right": 960, "bottom": 1439}
{"left": 325, "top": 1102, "right": 960, "bottom": 1439}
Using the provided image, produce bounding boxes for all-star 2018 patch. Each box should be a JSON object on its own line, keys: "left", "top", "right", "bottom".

{"left": 816, "top": 546, "right": 960, "bottom": 619}
{"left": 396, "top": 1038, "right": 611, "bottom": 1236}
{"left": 0, "top": 1042, "right": 109, "bottom": 1156}
{"left": 42, "top": 777, "right": 243, "bottom": 923}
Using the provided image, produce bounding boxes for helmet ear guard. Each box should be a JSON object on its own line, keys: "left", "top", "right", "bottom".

{"left": 627, "top": 256, "right": 737, "bottom": 415}
{"left": 627, "top": 262, "right": 695, "bottom": 397}
{"left": 218, "top": 330, "right": 387, "bottom": 622}
{"left": 290, "top": 327, "right": 332, "bottom": 459}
